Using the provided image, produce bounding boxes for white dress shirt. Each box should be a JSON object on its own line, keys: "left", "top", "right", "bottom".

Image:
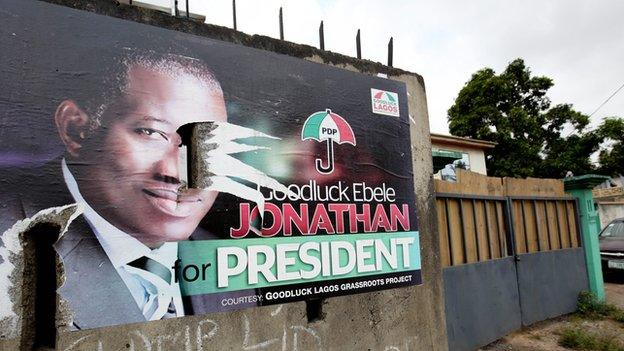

{"left": 61, "top": 159, "right": 185, "bottom": 320}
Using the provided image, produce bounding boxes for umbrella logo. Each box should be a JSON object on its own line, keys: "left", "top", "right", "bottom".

{"left": 301, "top": 109, "right": 356, "bottom": 174}
{"left": 371, "top": 88, "right": 400, "bottom": 117}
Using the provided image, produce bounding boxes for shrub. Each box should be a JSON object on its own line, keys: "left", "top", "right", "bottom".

{"left": 613, "top": 310, "right": 624, "bottom": 324}
{"left": 577, "top": 291, "right": 619, "bottom": 319}
{"left": 559, "top": 327, "right": 624, "bottom": 351}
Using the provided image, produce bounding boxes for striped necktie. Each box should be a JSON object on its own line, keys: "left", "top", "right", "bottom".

{"left": 128, "top": 256, "right": 172, "bottom": 284}
{"left": 128, "top": 256, "right": 177, "bottom": 319}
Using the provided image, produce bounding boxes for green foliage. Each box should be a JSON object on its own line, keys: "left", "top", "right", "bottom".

{"left": 614, "top": 310, "right": 624, "bottom": 324}
{"left": 577, "top": 291, "right": 624, "bottom": 325}
{"left": 448, "top": 59, "right": 602, "bottom": 178}
{"left": 597, "top": 117, "right": 624, "bottom": 177}
{"left": 559, "top": 327, "right": 624, "bottom": 351}
{"left": 558, "top": 292, "right": 624, "bottom": 350}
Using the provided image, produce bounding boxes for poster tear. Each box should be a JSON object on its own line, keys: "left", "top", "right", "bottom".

{"left": 199, "top": 121, "right": 298, "bottom": 215}
{"left": 0, "top": 204, "right": 83, "bottom": 321}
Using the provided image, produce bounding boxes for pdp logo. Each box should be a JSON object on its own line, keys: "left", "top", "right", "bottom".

{"left": 301, "top": 109, "right": 356, "bottom": 174}
{"left": 371, "top": 88, "right": 400, "bottom": 117}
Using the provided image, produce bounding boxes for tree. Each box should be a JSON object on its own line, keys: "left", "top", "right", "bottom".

{"left": 597, "top": 117, "right": 624, "bottom": 177}
{"left": 448, "top": 59, "right": 601, "bottom": 178}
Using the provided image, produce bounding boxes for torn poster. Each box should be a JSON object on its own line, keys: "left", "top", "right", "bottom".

{"left": 0, "top": 2, "right": 420, "bottom": 330}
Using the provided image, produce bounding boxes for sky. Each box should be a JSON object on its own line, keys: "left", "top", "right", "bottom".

{"left": 145, "top": 0, "right": 624, "bottom": 134}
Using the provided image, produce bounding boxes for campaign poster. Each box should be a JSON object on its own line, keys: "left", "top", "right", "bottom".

{"left": 0, "top": 0, "right": 420, "bottom": 330}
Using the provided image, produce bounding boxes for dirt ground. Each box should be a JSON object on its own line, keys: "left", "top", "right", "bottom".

{"left": 606, "top": 280, "right": 624, "bottom": 310}
{"left": 480, "top": 280, "right": 624, "bottom": 351}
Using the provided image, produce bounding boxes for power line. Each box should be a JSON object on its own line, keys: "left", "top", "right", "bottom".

{"left": 589, "top": 81, "right": 624, "bottom": 117}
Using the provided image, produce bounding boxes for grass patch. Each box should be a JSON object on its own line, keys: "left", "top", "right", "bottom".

{"left": 614, "top": 311, "right": 624, "bottom": 324}
{"left": 558, "top": 327, "right": 624, "bottom": 351}
{"left": 529, "top": 333, "right": 542, "bottom": 341}
{"left": 577, "top": 291, "right": 622, "bottom": 321}
{"left": 562, "top": 292, "right": 624, "bottom": 350}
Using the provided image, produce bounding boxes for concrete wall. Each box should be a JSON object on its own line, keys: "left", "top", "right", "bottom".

{"left": 0, "top": 1, "right": 447, "bottom": 350}
{"left": 598, "top": 202, "right": 624, "bottom": 228}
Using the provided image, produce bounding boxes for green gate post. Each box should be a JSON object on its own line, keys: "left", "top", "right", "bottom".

{"left": 564, "top": 175, "right": 609, "bottom": 301}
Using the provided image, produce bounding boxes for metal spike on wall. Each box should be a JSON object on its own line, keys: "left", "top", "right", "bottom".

{"left": 387, "top": 37, "right": 393, "bottom": 67}
{"left": 356, "top": 29, "right": 361, "bottom": 59}
{"left": 143, "top": 2, "right": 398, "bottom": 66}
{"left": 279, "top": 7, "right": 284, "bottom": 40}
{"left": 232, "top": 0, "right": 237, "bottom": 30}
{"left": 319, "top": 21, "right": 325, "bottom": 50}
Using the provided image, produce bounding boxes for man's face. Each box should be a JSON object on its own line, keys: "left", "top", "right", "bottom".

{"left": 79, "top": 65, "right": 226, "bottom": 245}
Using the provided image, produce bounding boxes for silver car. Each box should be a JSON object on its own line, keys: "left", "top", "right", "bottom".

{"left": 599, "top": 218, "right": 624, "bottom": 275}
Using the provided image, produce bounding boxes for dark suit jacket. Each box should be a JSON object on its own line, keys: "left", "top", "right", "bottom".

{"left": 0, "top": 161, "right": 230, "bottom": 330}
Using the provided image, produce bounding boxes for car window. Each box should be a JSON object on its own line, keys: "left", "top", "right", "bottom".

{"left": 601, "top": 222, "right": 624, "bottom": 237}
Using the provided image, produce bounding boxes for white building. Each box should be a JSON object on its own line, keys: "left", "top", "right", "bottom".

{"left": 430, "top": 133, "right": 496, "bottom": 176}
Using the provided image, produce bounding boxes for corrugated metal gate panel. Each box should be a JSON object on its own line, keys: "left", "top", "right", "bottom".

{"left": 439, "top": 188, "right": 589, "bottom": 350}
{"left": 443, "top": 257, "right": 521, "bottom": 351}
{"left": 516, "top": 248, "right": 589, "bottom": 326}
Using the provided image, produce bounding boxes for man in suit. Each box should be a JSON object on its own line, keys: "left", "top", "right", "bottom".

{"left": 3, "top": 50, "right": 228, "bottom": 329}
